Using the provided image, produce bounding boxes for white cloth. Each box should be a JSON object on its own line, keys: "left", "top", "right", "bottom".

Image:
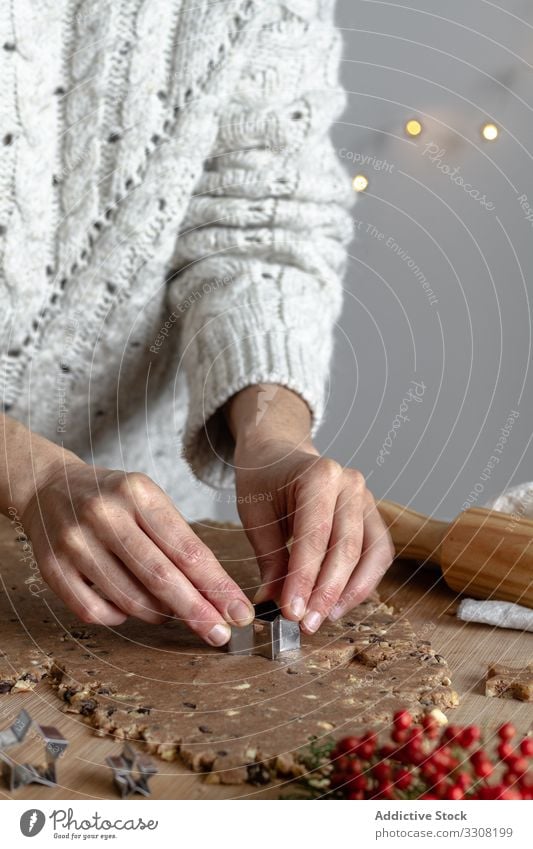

{"left": 0, "top": 1, "right": 353, "bottom": 517}
{"left": 456, "top": 483, "right": 533, "bottom": 631}
{"left": 483, "top": 482, "right": 533, "bottom": 519}
{"left": 457, "top": 598, "right": 533, "bottom": 633}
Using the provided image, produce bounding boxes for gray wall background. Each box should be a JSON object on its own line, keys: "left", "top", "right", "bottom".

{"left": 222, "top": 0, "right": 533, "bottom": 522}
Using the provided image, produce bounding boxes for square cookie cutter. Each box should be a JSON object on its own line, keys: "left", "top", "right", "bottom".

{"left": 227, "top": 601, "right": 300, "bottom": 660}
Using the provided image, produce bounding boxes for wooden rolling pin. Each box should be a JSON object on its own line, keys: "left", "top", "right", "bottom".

{"left": 376, "top": 500, "right": 533, "bottom": 609}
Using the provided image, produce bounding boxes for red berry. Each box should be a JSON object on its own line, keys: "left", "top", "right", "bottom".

{"left": 393, "top": 709, "right": 413, "bottom": 731}
{"left": 509, "top": 757, "right": 529, "bottom": 776}
{"left": 347, "top": 774, "right": 367, "bottom": 793}
{"left": 444, "top": 725, "right": 462, "bottom": 744}
{"left": 470, "top": 749, "right": 494, "bottom": 778}
{"left": 392, "top": 728, "right": 408, "bottom": 744}
{"left": 379, "top": 744, "right": 396, "bottom": 759}
{"left": 408, "top": 726, "right": 424, "bottom": 742}
{"left": 359, "top": 742, "right": 376, "bottom": 760}
{"left": 499, "top": 789, "right": 521, "bottom": 800}
{"left": 337, "top": 736, "right": 360, "bottom": 755}
{"left": 520, "top": 738, "right": 533, "bottom": 758}
{"left": 330, "top": 771, "right": 345, "bottom": 787}
{"left": 372, "top": 762, "right": 390, "bottom": 782}
{"left": 497, "top": 741, "right": 514, "bottom": 762}
{"left": 347, "top": 790, "right": 363, "bottom": 800}
{"left": 475, "top": 760, "right": 493, "bottom": 779}
{"left": 373, "top": 780, "right": 394, "bottom": 800}
{"left": 347, "top": 758, "right": 363, "bottom": 776}
{"left": 420, "top": 764, "right": 437, "bottom": 783}
{"left": 348, "top": 732, "right": 376, "bottom": 760}
{"left": 432, "top": 746, "right": 454, "bottom": 769}
{"left": 431, "top": 776, "right": 449, "bottom": 797}
{"left": 477, "top": 786, "right": 496, "bottom": 800}
{"left": 447, "top": 784, "right": 464, "bottom": 800}
{"left": 395, "top": 768, "right": 412, "bottom": 791}
{"left": 456, "top": 772, "right": 472, "bottom": 791}
{"left": 420, "top": 793, "right": 439, "bottom": 800}
{"left": 422, "top": 715, "right": 440, "bottom": 740}
{"left": 432, "top": 768, "right": 448, "bottom": 784}
{"left": 498, "top": 722, "right": 516, "bottom": 741}
{"left": 502, "top": 770, "right": 515, "bottom": 786}
{"left": 459, "top": 725, "right": 481, "bottom": 748}
{"left": 405, "top": 743, "right": 423, "bottom": 765}
{"left": 489, "top": 783, "right": 507, "bottom": 799}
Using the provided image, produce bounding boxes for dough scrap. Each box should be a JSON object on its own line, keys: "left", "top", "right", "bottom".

{"left": 485, "top": 662, "right": 533, "bottom": 702}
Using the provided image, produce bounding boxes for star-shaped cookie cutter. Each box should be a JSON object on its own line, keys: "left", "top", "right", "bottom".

{"left": 227, "top": 601, "right": 301, "bottom": 660}
{"left": 0, "top": 709, "right": 68, "bottom": 791}
{"left": 106, "top": 742, "right": 158, "bottom": 798}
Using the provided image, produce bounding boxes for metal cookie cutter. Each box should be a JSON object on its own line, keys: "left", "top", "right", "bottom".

{"left": 106, "top": 742, "right": 158, "bottom": 798}
{"left": 227, "top": 601, "right": 300, "bottom": 660}
{"left": 0, "top": 709, "right": 68, "bottom": 791}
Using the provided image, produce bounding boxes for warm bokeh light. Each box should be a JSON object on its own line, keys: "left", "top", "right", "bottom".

{"left": 352, "top": 174, "right": 369, "bottom": 192}
{"left": 481, "top": 122, "right": 499, "bottom": 141}
{"left": 405, "top": 119, "right": 423, "bottom": 137}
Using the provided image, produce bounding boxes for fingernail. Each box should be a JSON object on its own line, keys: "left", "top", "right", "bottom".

{"left": 328, "top": 602, "right": 345, "bottom": 622}
{"left": 302, "top": 610, "right": 322, "bottom": 633}
{"left": 206, "top": 623, "right": 231, "bottom": 646}
{"left": 227, "top": 599, "right": 254, "bottom": 626}
{"left": 290, "top": 596, "right": 306, "bottom": 619}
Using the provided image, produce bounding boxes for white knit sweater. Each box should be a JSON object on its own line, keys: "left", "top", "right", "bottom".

{"left": 0, "top": 0, "right": 354, "bottom": 517}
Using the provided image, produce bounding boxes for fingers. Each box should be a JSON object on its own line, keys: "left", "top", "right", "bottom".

{"left": 76, "top": 539, "right": 170, "bottom": 625}
{"left": 41, "top": 557, "right": 127, "bottom": 626}
{"left": 135, "top": 498, "right": 255, "bottom": 627}
{"left": 107, "top": 529, "right": 234, "bottom": 645}
{"left": 279, "top": 459, "right": 344, "bottom": 621}
{"left": 239, "top": 504, "right": 290, "bottom": 605}
{"left": 299, "top": 476, "right": 365, "bottom": 634}
{"left": 26, "top": 467, "right": 252, "bottom": 642}
{"left": 328, "top": 496, "right": 395, "bottom": 621}
{"left": 100, "top": 516, "right": 240, "bottom": 645}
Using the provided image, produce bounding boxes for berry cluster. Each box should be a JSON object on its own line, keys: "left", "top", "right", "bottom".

{"left": 295, "top": 713, "right": 533, "bottom": 800}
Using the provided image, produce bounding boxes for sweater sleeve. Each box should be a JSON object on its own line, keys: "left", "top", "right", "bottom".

{"left": 168, "top": 0, "right": 355, "bottom": 489}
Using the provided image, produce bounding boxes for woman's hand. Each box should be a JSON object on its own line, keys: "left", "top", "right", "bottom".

{"left": 226, "top": 386, "right": 395, "bottom": 634}
{"left": 20, "top": 460, "right": 254, "bottom": 642}
{"left": 6, "top": 434, "right": 254, "bottom": 644}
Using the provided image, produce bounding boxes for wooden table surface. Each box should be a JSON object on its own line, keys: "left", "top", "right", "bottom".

{"left": 0, "top": 519, "right": 532, "bottom": 801}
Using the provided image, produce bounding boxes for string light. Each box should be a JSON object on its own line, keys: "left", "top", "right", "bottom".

{"left": 405, "top": 119, "right": 422, "bottom": 137}
{"left": 481, "top": 122, "right": 498, "bottom": 141}
{"left": 352, "top": 174, "right": 369, "bottom": 192}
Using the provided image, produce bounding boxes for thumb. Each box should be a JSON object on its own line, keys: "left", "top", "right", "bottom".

{"left": 239, "top": 504, "right": 290, "bottom": 605}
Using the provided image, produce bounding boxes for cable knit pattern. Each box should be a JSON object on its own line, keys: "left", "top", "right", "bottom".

{"left": 0, "top": 0, "right": 354, "bottom": 510}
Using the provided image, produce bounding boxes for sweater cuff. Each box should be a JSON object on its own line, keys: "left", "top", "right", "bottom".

{"left": 181, "top": 321, "right": 333, "bottom": 490}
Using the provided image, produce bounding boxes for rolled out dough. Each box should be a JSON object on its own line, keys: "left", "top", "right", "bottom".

{"left": 0, "top": 520, "right": 458, "bottom": 785}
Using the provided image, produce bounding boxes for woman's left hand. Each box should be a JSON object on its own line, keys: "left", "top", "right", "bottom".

{"left": 226, "top": 386, "right": 395, "bottom": 634}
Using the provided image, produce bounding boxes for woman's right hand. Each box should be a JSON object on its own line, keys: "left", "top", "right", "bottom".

{"left": 18, "top": 456, "right": 254, "bottom": 645}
